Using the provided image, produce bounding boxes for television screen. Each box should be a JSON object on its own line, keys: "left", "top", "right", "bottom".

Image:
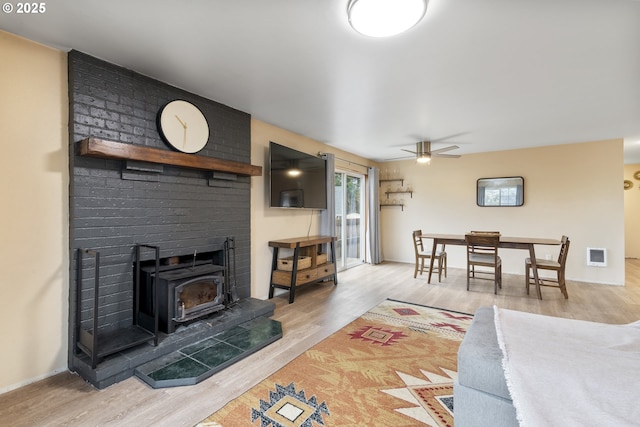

{"left": 269, "top": 142, "right": 327, "bottom": 209}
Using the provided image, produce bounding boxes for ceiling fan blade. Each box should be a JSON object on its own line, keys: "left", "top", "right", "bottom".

{"left": 401, "top": 149, "right": 417, "bottom": 154}
{"left": 386, "top": 155, "right": 415, "bottom": 161}
{"left": 432, "top": 153, "right": 461, "bottom": 158}
{"left": 388, "top": 142, "right": 418, "bottom": 147}
{"left": 430, "top": 132, "right": 470, "bottom": 143}
{"left": 431, "top": 145, "right": 459, "bottom": 154}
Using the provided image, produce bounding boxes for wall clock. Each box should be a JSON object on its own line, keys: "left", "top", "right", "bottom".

{"left": 157, "top": 100, "right": 209, "bottom": 153}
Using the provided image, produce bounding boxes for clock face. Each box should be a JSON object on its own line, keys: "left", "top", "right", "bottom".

{"left": 157, "top": 100, "right": 209, "bottom": 153}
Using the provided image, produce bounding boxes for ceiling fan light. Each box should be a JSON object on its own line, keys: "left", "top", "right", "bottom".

{"left": 417, "top": 154, "right": 431, "bottom": 163}
{"left": 347, "top": 0, "right": 428, "bottom": 38}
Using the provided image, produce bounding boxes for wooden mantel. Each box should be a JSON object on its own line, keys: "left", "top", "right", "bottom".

{"left": 77, "top": 138, "right": 262, "bottom": 177}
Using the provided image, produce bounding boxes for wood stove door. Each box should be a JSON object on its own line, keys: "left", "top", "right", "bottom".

{"left": 174, "top": 275, "right": 225, "bottom": 324}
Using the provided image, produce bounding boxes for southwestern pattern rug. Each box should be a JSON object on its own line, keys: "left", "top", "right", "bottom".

{"left": 197, "top": 299, "right": 472, "bottom": 427}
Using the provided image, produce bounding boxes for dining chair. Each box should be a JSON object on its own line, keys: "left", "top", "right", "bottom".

{"left": 465, "top": 232, "right": 502, "bottom": 294}
{"left": 412, "top": 230, "right": 447, "bottom": 281}
{"left": 525, "top": 235, "right": 570, "bottom": 299}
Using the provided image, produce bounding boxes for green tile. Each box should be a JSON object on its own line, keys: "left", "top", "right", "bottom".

{"left": 190, "top": 341, "right": 244, "bottom": 368}
{"left": 181, "top": 337, "right": 220, "bottom": 356}
{"left": 214, "top": 324, "right": 248, "bottom": 341}
{"left": 225, "top": 323, "right": 281, "bottom": 350}
{"left": 223, "top": 329, "right": 254, "bottom": 350}
{"left": 148, "top": 356, "right": 210, "bottom": 381}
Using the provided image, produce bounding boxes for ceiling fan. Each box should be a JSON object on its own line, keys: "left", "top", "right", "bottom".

{"left": 395, "top": 140, "right": 461, "bottom": 163}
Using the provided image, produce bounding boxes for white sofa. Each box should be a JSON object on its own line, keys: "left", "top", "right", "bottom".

{"left": 455, "top": 306, "right": 640, "bottom": 426}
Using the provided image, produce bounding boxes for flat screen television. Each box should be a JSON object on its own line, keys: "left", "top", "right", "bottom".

{"left": 269, "top": 141, "right": 327, "bottom": 209}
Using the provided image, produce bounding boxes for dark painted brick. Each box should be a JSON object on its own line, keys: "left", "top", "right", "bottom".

{"left": 91, "top": 108, "right": 120, "bottom": 121}
{"left": 74, "top": 93, "right": 106, "bottom": 108}
{"left": 90, "top": 128, "right": 120, "bottom": 140}
{"left": 69, "top": 51, "right": 253, "bottom": 357}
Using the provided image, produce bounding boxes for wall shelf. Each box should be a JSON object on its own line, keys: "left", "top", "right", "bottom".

{"left": 78, "top": 138, "right": 263, "bottom": 177}
{"left": 380, "top": 204, "right": 405, "bottom": 211}
{"left": 385, "top": 190, "right": 413, "bottom": 198}
{"left": 381, "top": 178, "right": 411, "bottom": 211}
{"left": 380, "top": 178, "right": 404, "bottom": 186}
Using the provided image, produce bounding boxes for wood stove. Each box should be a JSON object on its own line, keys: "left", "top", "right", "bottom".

{"left": 148, "top": 264, "right": 225, "bottom": 333}
{"left": 137, "top": 239, "right": 238, "bottom": 334}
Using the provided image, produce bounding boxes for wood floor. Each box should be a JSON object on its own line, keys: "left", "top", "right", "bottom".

{"left": 2, "top": 260, "right": 639, "bottom": 426}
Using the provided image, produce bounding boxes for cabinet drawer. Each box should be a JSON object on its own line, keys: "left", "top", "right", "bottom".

{"left": 272, "top": 268, "right": 318, "bottom": 287}
{"left": 315, "top": 262, "right": 335, "bottom": 278}
{"left": 295, "top": 268, "right": 318, "bottom": 285}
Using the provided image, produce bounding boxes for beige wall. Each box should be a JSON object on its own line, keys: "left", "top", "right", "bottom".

{"left": 250, "top": 120, "right": 376, "bottom": 299}
{"left": 380, "top": 140, "right": 625, "bottom": 285}
{"left": 624, "top": 164, "right": 640, "bottom": 258}
{"left": 0, "top": 31, "right": 68, "bottom": 392}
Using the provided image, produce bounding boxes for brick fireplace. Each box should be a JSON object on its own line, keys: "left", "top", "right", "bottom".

{"left": 68, "top": 51, "right": 271, "bottom": 388}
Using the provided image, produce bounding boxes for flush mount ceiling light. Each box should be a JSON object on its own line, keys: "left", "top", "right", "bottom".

{"left": 416, "top": 152, "right": 431, "bottom": 163}
{"left": 347, "top": 0, "right": 428, "bottom": 37}
{"left": 416, "top": 142, "right": 431, "bottom": 163}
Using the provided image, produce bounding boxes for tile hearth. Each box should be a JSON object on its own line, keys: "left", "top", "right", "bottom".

{"left": 136, "top": 316, "right": 282, "bottom": 388}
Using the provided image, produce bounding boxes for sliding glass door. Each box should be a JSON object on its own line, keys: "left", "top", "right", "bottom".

{"left": 334, "top": 171, "right": 365, "bottom": 270}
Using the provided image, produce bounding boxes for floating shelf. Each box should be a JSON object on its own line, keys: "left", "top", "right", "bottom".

{"left": 78, "top": 138, "right": 262, "bottom": 177}
{"left": 380, "top": 204, "right": 405, "bottom": 211}
{"left": 380, "top": 178, "right": 404, "bottom": 186}
{"left": 385, "top": 190, "right": 413, "bottom": 198}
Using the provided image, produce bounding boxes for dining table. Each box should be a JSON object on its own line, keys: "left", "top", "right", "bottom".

{"left": 420, "top": 233, "right": 561, "bottom": 299}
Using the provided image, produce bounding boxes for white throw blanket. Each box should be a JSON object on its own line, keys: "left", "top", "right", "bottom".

{"left": 493, "top": 306, "right": 640, "bottom": 427}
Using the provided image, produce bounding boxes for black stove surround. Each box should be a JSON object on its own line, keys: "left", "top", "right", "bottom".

{"left": 137, "top": 243, "right": 235, "bottom": 334}
{"left": 68, "top": 51, "right": 271, "bottom": 388}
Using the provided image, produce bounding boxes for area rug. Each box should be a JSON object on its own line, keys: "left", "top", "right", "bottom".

{"left": 196, "top": 299, "right": 472, "bottom": 427}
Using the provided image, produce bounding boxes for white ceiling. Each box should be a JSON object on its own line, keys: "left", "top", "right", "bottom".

{"left": 2, "top": 0, "right": 640, "bottom": 163}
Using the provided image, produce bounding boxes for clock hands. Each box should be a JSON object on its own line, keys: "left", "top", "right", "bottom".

{"left": 175, "top": 115, "right": 188, "bottom": 148}
{"left": 175, "top": 114, "right": 187, "bottom": 129}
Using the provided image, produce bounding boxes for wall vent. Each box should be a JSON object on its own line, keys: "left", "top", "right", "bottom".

{"left": 586, "top": 247, "right": 607, "bottom": 267}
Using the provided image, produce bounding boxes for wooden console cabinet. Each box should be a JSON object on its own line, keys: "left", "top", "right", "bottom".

{"left": 268, "top": 235, "right": 338, "bottom": 303}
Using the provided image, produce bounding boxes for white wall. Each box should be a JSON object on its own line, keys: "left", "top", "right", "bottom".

{"left": 624, "top": 164, "right": 640, "bottom": 258}
{"left": 0, "top": 31, "right": 68, "bottom": 392}
{"left": 380, "top": 140, "right": 625, "bottom": 285}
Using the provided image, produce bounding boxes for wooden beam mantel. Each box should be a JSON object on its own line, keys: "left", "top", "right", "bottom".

{"left": 77, "top": 138, "right": 262, "bottom": 177}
